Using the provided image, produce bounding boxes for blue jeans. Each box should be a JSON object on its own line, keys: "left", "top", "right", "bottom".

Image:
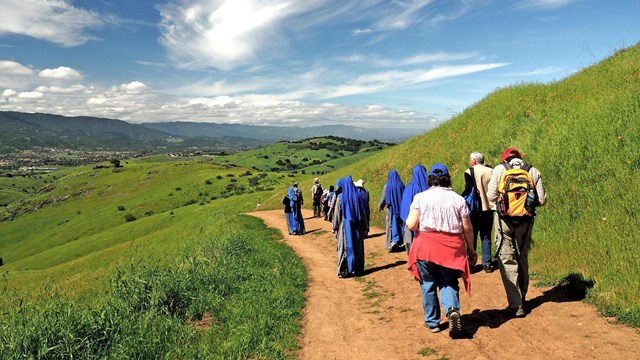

{"left": 471, "top": 210, "right": 494, "bottom": 266}
{"left": 416, "top": 260, "right": 461, "bottom": 328}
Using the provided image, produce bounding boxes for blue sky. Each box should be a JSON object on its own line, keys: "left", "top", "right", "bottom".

{"left": 0, "top": 0, "right": 639, "bottom": 130}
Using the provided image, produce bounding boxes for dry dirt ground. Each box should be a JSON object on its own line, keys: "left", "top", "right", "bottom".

{"left": 248, "top": 209, "right": 640, "bottom": 360}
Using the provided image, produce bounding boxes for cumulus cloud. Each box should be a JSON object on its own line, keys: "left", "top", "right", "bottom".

{"left": 38, "top": 66, "right": 83, "bottom": 80}
{"left": 119, "top": 81, "right": 148, "bottom": 93}
{"left": 17, "top": 91, "right": 43, "bottom": 99}
{"left": 35, "top": 85, "right": 87, "bottom": 93}
{"left": 2, "top": 89, "right": 17, "bottom": 97}
{"left": 0, "top": 60, "right": 35, "bottom": 75}
{"left": 0, "top": 0, "right": 109, "bottom": 46}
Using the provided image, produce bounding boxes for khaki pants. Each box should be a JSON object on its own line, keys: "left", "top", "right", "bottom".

{"left": 494, "top": 216, "right": 534, "bottom": 308}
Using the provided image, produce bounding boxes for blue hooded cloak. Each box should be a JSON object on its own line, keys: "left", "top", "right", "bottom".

{"left": 400, "top": 164, "right": 429, "bottom": 222}
{"left": 287, "top": 187, "right": 301, "bottom": 234}
{"left": 340, "top": 176, "right": 365, "bottom": 275}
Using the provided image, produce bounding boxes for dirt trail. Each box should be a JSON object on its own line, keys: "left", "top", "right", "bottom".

{"left": 248, "top": 209, "right": 640, "bottom": 360}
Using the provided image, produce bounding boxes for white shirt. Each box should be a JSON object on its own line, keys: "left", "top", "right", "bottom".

{"left": 410, "top": 187, "right": 470, "bottom": 234}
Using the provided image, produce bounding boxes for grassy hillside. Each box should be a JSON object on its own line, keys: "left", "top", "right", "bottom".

{"left": 0, "top": 136, "right": 388, "bottom": 357}
{"left": 214, "top": 136, "right": 393, "bottom": 174}
{"left": 0, "top": 155, "right": 308, "bottom": 358}
{"left": 264, "top": 44, "right": 640, "bottom": 326}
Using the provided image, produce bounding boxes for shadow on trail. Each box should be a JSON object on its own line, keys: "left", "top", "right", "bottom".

{"left": 303, "top": 228, "right": 323, "bottom": 234}
{"left": 361, "top": 260, "right": 407, "bottom": 276}
{"left": 458, "top": 273, "right": 595, "bottom": 339}
{"left": 365, "top": 232, "right": 385, "bottom": 239}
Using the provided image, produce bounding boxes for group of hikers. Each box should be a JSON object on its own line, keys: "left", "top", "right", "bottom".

{"left": 283, "top": 147, "right": 546, "bottom": 339}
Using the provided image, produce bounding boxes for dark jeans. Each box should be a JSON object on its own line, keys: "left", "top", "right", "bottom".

{"left": 471, "top": 210, "right": 494, "bottom": 266}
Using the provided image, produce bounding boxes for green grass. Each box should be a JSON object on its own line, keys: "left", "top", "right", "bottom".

{"left": 212, "top": 136, "right": 392, "bottom": 174}
{"left": 0, "top": 155, "right": 307, "bottom": 358}
{"left": 417, "top": 347, "right": 438, "bottom": 356}
{"left": 1, "top": 212, "right": 306, "bottom": 359}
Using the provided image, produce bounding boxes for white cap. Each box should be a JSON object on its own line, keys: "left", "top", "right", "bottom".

{"left": 354, "top": 179, "right": 364, "bottom": 187}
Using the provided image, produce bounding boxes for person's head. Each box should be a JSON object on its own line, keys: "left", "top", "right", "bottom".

{"left": 353, "top": 179, "right": 364, "bottom": 188}
{"left": 501, "top": 148, "right": 522, "bottom": 162}
{"left": 314, "top": 177, "right": 319, "bottom": 184}
{"left": 428, "top": 163, "right": 452, "bottom": 188}
{"left": 469, "top": 152, "right": 485, "bottom": 166}
{"left": 293, "top": 182, "right": 298, "bottom": 188}
{"left": 329, "top": 185, "right": 335, "bottom": 192}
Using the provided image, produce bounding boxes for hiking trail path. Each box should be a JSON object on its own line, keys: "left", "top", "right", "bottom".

{"left": 248, "top": 209, "right": 640, "bottom": 360}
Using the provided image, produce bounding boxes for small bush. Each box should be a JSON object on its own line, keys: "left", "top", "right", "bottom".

{"left": 124, "top": 214, "right": 137, "bottom": 222}
{"left": 117, "top": 205, "right": 126, "bottom": 211}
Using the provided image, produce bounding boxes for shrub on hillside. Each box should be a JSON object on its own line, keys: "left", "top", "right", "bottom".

{"left": 124, "top": 214, "right": 137, "bottom": 222}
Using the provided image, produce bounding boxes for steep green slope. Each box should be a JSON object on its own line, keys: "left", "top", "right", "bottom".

{"left": 266, "top": 44, "right": 640, "bottom": 326}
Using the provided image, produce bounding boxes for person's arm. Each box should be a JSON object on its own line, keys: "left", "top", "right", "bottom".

{"left": 332, "top": 198, "right": 342, "bottom": 232}
{"left": 531, "top": 168, "right": 547, "bottom": 206}
{"left": 486, "top": 166, "right": 502, "bottom": 204}
{"left": 377, "top": 184, "right": 387, "bottom": 211}
{"left": 461, "top": 216, "right": 477, "bottom": 266}
{"left": 461, "top": 169, "right": 473, "bottom": 196}
{"left": 405, "top": 209, "right": 420, "bottom": 231}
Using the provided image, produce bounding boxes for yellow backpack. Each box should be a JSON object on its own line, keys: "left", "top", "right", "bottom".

{"left": 496, "top": 162, "right": 537, "bottom": 219}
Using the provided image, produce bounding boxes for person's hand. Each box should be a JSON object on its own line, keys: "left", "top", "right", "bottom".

{"left": 467, "top": 250, "right": 478, "bottom": 266}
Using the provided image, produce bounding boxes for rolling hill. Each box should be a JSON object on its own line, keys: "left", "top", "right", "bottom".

{"left": 1, "top": 42, "right": 640, "bottom": 358}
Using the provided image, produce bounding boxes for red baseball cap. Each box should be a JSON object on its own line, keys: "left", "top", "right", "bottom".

{"left": 501, "top": 148, "right": 521, "bottom": 162}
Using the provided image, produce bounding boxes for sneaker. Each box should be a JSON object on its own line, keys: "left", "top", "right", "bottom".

{"left": 483, "top": 264, "right": 494, "bottom": 273}
{"left": 448, "top": 311, "right": 462, "bottom": 338}
{"left": 515, "top": 306, "right": 525, "bottom": 318}
{"left": 423, "top": 323, "right": 441, "bottom": 333}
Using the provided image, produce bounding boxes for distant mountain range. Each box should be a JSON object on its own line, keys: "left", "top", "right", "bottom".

{"left": 141, "top": 121, "right": 422, "bottom": 143}
{"left": 0, "top": 111, "right": 421, "bottom": 153}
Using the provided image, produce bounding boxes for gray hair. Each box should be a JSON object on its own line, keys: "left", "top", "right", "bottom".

{"left": 470, "top": 152, "right": 485, "bottom": 164}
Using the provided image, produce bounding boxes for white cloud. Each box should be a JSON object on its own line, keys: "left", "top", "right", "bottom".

{"left": 119, "top": 81, "right": 148, "bottom": 93}
{"left": 17, "top": 91, "right": 43, "bottom": 99}
{"left": 2, "top": 89, "right": 17, "bottom": 97}
{"left": 38, "top": 66, "right": 83, "bottom": 80}
{"left": 0, "top": 60, "right": 34, "bottom": 75}
{"left": 157, "top": 0, "right": 450, "bottom": 71}
{"left": 158, "top": 0, "right": 311, "bottom": 70}
{"left": 516, "top": 0, "right": 578, "bottom": 11}
{"left": 375, "top": 51, "right": 480, "bottom": 67}
{"left": 373, "top": 0, "right": 434, "bottom": 31}
{"left": 87, "top": 97, "right": 107, "bottom": 105}
{"left": 36, "top": 85, "right": 87, "bottom": 93}
{"left": 323, "top": 63, "right": 509, "bottom": 98}
{"left": 503, "top": 66, "right": 566, "bottom": 77}
{"left": 0, "top": 0, "right": 108, "bottom": 46}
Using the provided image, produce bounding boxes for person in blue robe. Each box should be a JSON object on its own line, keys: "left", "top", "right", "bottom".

{"left": 377, "top": 170, "right": 405, "bottom": 251}
{"left": 400, "top": 164, "right": 429, "bottom": 254}
{"left": 334, "top": 176, "right": 366, "bottom": 277}
{"left": 287, "top": 187, "right": 302, "bottom": 235}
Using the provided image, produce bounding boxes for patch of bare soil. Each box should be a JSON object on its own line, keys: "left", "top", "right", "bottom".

{"left": 248, "top": 209, "right": 640, "bottom": 360}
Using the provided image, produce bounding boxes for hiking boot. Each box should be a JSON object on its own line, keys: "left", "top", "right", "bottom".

{"left": 424, "top": 323, "right": 441, "bottom": 333}
{"left": 515, "top": 306, "right": 525, "bottom": 318}
{"left": 447, "top": 310, "right": 462, "bottom": 339}
{"left": 483, "top": 264, "right": 494, "bottom": 273}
